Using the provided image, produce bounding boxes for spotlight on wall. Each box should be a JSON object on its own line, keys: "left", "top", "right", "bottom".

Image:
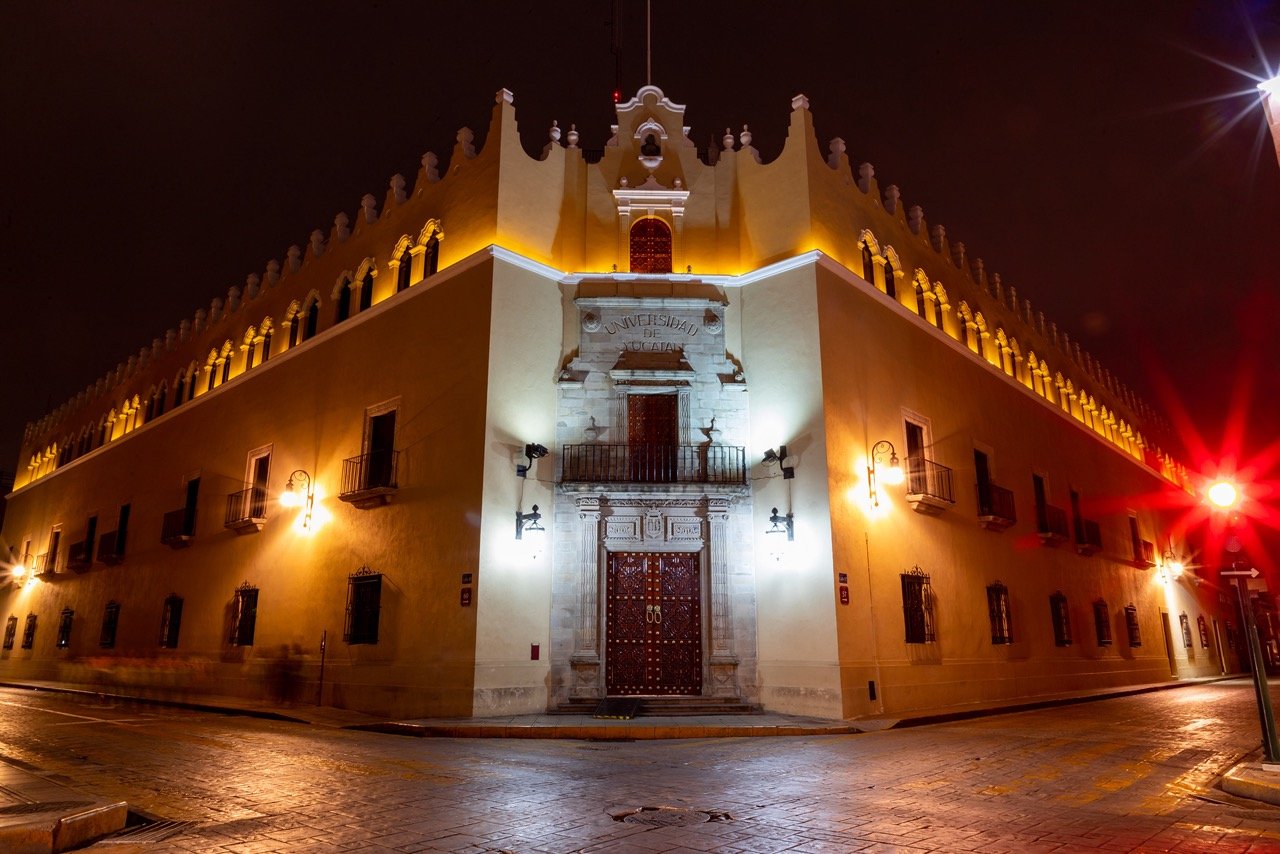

{"left": 515, "top": 504, "right": 544, "bottom": 540}
{"left": 763, "top": 445, "right": 794, "bottom": 479}
{"left": 281, "top": 469, "right": 315, "bottom": 530}
{"left": 517, "top": 443, "right": 548, "bottom": 478}
{"left": 1160, "top": 546, "right": 1185, "bottom": 583}
{"left": 867, "top": 440, "right": 904, "bottom": 507}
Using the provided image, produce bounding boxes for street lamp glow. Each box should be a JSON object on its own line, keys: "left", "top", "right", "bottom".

{"left": 11, "top": 563, "right": 26, "bottom": 580}
{"left": 1207, "top": 479, "right": 1239, "bottom": 509}
{"left": 1259, "top": 75, "right": 1280, "bottom": 97}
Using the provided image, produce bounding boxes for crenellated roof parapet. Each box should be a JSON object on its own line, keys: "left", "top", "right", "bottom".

{"left": 14, "top": 85, "right": 1188, "bottom": 493}
{"left": 799, "top": 95, "right": 1179, "bottom": 481}
{"left": 14, "top": 89, "right": 521, "bottom": 489}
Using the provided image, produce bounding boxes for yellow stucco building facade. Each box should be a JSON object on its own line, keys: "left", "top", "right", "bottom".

{"left": 1, "top": 86, "right": 1239, "bottom": 720}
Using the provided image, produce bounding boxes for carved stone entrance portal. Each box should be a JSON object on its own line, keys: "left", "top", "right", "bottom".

{"left": 605, "top": 552, "right": 702, "bottom": 695}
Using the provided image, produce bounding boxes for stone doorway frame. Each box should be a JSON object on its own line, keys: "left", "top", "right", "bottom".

{"left": 566, "top": 493, "right": 739, "bottom": 700}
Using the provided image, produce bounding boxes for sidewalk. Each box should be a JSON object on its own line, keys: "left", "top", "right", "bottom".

{"left": 0, "top": 673, "right": 1277, "bottom": 854}
{"left": 0, "top": 674, "right": 1252, "bottom": 739}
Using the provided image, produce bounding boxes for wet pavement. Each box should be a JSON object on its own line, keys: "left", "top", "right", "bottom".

{"left": 0, "top": 681, "right": 1278, "bottom": 852}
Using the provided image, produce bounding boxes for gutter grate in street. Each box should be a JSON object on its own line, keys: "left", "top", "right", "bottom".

{"left": 612, "top": 805, "right": 732, "bottom": 826}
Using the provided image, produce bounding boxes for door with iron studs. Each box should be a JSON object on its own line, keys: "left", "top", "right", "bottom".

{"left": 605, "top": 552, "right": 702, "bottom": 695}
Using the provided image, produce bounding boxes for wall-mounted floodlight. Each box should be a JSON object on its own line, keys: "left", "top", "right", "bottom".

{"left": 763, "top": 445, "right": 794, "bottom": 479}
{"left": 517, "top": 443, "right": 548, "bottom": 478}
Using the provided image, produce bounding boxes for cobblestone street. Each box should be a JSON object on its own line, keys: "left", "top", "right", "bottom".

{"left": 1, "top": 681, "right": 1278, "bottom": 852}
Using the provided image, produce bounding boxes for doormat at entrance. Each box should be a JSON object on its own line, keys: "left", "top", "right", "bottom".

{"left": 593, "top": 698, "right": 641, "bottom": 720}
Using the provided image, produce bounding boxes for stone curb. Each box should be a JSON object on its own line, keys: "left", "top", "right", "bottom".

{"left": 345, "top": 721, "right": 860, "bottom": 740}
{"left": 0, "top": 795, "right": 127, "bottom": 854}
{"left": 1220, "top": 760, "right": 1280, "bottom": 807}
{"left": 0, "top": 682, "right": 309, "bottom": 724}
{"left": 854, "top": 675, "right": 1241, "bottom": 731}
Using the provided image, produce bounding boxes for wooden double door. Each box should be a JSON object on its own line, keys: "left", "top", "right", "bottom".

{"left": 605, "top": 552, "right": 703, "bottom": 695}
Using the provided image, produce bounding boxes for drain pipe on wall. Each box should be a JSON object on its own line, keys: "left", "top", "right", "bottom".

{"left": 864, "top": 531, "right": 885, "bottom": 716}
{"left": 316, "top": 629, "right": 327, "bottom": 706}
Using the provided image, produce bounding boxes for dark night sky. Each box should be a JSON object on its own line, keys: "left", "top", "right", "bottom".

{"left": 2, "top": 1, "right": 1278, "bottom": 489}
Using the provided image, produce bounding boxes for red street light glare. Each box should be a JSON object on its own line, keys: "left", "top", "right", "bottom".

{"left": 1207, "top": 479, "right": 1240, "bottom": 509}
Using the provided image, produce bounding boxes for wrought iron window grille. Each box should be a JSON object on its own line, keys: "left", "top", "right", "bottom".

{"left": 1093, "top": 599, "right": 1112, "bottom": 646}
{"left": 345, "top": 567, "right": 383, "bottom": 645}
{"left": 159, "top": 594, "right": 184, "bottom": 649}
{"left": 100, "top": 602, "right": 120, "bottom": 649}
{"left": 1050, "top": 591, "right": 1072, "bottom": 647}
{"left": 987, "top": 581, "right": 1013, "bottom": 645}
{"left": 1197, "top": 615, "right": 1211, "bottom": 648}
{"left": 1124, "top": 604, "right": 1142, "bottom": 647}
{"left": 56, "top": 608, "right": 74, "bottom": 649}
{"left": 901, "top": 567, "right": 936, "bottom": 644}
{"left": 230, "top": 582, "right": 259, "bottom": 647}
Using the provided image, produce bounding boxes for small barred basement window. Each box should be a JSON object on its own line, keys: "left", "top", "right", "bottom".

{"left": 3, "top": 616, "right": 16, "bottom": 650}
{"left": 1179, "top": 612, "right": 1193, "bottom": 649}
{"left": 1197, "top": 615, "right": 1210, "bottom": 648}
{"left": 22, "top": 614, "right": 37, "bottom": 650}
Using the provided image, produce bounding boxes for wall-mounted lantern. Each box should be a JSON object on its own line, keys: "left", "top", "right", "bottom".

{"left": 515, "top": 505, "right": 544, "bottom": 540}
{"left": 867, "top": 440, "right": 904, "bottom": 507}
{"left": 280, "top": 469, "right": 315, "bottom": 530}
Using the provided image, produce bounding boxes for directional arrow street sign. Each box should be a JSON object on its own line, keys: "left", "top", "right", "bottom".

{"left": 1222, "top": 568, "right": 1260, "bottom": 578}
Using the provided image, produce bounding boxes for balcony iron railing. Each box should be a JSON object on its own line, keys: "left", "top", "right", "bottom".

{"left": 904, "top": 458, "right": 955, "bottom": 515}
{"left": 977, "top": 482, "right": 1017, "bottom": 530}
{"left": 1134, "top": 539, "right": 1156, "bottom": 567}
{"left": 160, "top": 508, "right": 195, "bottom": 547}
{"left": 1037, "top": 504, "right": 1070, "bottom": 543}
{"left": 67, "top": 540, "right": 91, "bottom": 570}
{"left": 906, "top": 458, "right": 955, "bottom": 501}
{"left": 1075, "top": 519, "right": 1103, "bottom": 555}
{"left": 339, "top": 450, "right": 399, "bottom": 508}
{"left": 225, "top": 486, "right": 268, "bottom": 533}
{"left": 561, "top": 444, "right": 747, "bottom": 485}
{"left": 35, "top": 552, "right": 55, "bottom": 575}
